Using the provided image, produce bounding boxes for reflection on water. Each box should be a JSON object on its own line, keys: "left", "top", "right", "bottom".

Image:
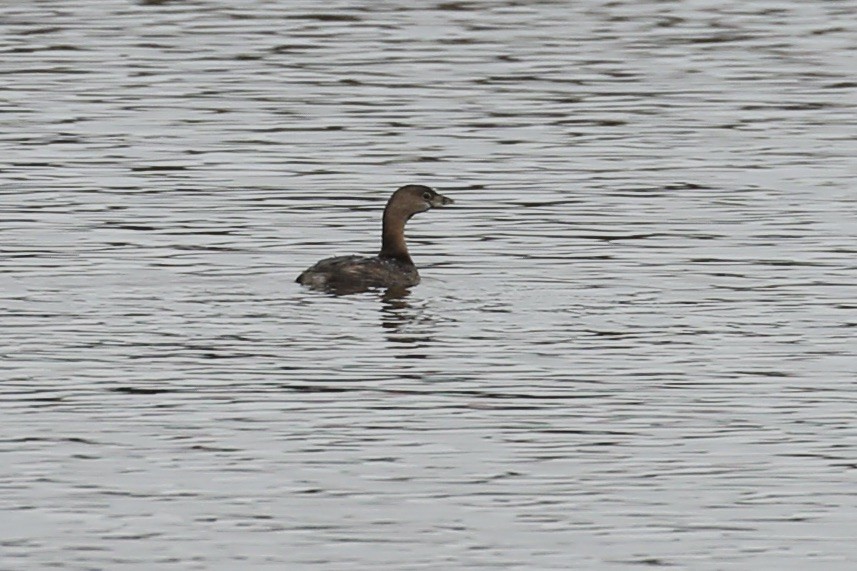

{"left": 380, "top": 288, "right": 447, "bottom": 352}
{"left": 2, "top": 0, "right": 857, "bottom": 569}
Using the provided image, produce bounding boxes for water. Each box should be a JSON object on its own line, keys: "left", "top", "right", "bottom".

{"left": 2, "top": 0, "right": 856, "bottom": 569}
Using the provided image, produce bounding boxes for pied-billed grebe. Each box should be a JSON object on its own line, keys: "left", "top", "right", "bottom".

{"left": 296, "top": 184, "right": 454, "bottom": 291}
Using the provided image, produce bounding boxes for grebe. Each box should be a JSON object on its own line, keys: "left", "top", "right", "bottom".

{"left": 296, "top": 184, "right": 453, "bottom": 292}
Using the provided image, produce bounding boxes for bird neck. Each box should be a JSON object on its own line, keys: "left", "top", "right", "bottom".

{"left": 379, "top": 206, "right": 413, "bottom": 264}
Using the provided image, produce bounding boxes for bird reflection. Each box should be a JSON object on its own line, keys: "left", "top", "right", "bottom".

{"left": 378, "top": 287, "right": 438, "bottom": 353}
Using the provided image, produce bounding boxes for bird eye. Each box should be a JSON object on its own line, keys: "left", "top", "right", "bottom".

{"left": 422, "top": 192, "right": 432, "bottom": 200}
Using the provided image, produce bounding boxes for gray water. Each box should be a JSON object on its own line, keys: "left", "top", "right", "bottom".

{"left": 2, "top": 1, "right": 857, "bottom": 569}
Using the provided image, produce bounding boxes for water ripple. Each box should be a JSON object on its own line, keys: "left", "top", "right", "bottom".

{"left": 2, "top": 0, "right": 857, "bottom": 569}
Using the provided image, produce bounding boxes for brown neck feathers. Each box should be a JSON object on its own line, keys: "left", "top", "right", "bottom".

{"left": 379, "top": 203, "right": 413, "bottom": 264}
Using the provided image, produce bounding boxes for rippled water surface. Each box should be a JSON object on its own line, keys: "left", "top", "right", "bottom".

{"left": 2, "top": 1, "right": 857, "bottom": 569}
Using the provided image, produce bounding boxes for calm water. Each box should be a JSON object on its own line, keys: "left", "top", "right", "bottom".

{"left": 2, "top": 0, "right": 857, "bottom": 569}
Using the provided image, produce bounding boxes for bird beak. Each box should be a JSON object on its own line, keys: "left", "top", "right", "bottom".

{"left": 431, "top": 193, "right": 454, "bottom": 207}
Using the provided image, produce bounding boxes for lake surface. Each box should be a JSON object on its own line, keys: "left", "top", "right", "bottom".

{"left": 2, "top": 0, "right": 856, "bottom": 569}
